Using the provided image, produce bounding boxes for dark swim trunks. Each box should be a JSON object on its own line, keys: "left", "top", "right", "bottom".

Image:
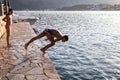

{"left": 45, "top": 29, "right": 52, "bottom": 34}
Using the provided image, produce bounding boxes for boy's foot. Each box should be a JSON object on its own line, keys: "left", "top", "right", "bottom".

{"left": 41, "top": 52, "right": 45, "bottom": 57}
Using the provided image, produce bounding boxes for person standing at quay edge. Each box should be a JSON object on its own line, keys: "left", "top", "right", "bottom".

{"left": 2, "top": 9, "right": 14, "bottom": 47}
{"left": 24, "top": 28, "right": 68, "bottom": 56}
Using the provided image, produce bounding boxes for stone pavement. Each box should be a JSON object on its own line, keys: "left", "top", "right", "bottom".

{"left": 0, "top": 22, "right": 61, "bottom": 80}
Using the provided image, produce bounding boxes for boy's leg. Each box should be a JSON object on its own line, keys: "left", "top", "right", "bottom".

{"left": 25, "top": 31, "right": 46, "bottom": 50}
{"left": 40, "top": 33, "right": 55, "bottom": 54}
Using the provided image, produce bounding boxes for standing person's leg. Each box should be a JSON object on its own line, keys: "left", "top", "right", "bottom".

{"left": 6, "top": 26, "right": 10, "bottom": 47}
{"left": 40, "top": 33, "right": 55, "bottom": 55}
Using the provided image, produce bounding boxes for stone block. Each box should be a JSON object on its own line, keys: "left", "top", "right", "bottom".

{"left": 44, "top": 70, "right": 59, "bottom": 79}
{"left": 26, "top": 75, "right": 48, "bottom": 80}
{"left": 43, "top": 63, "right": 54, "bottom": 70}
{"left": 26, "top": 68, "right": 43, "bottom": 75}
{"left": 7, "top": 74, "right": 25, "bottom": 80}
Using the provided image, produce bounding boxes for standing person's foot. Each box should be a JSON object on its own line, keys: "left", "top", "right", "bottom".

{"left": 7, "top": 44, "right": 12, "bottom": 48}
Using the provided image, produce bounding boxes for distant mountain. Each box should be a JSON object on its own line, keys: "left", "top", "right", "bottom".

{"left": 9, "top": 0, "right": 83, "bottom": 10}
{"left": 58, "top": 4, "right": 120, "bottom": 11}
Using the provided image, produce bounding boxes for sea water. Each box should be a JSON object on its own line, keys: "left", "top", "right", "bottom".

{"left": 15, "top": 11, "right": 120, "bottom": 80}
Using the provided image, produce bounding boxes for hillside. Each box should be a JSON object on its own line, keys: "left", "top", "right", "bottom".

{"left": 58, "top": 4, "right": 120, "bottom": 11}
{"left": 9, "top": 0, "right": 81, "bottom": 10}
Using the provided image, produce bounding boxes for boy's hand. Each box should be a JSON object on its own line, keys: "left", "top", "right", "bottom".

{"left": 24, "top": 43, "right": 28, "bottom": 50}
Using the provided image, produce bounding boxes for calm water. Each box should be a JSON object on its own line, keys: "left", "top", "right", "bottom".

{"left": 16, "top": 11, "right": 120, "bottom": 80}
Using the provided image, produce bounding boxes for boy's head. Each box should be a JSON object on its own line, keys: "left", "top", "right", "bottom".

{"left": 62, "top": 35, "right": 68, "bottom": 42}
